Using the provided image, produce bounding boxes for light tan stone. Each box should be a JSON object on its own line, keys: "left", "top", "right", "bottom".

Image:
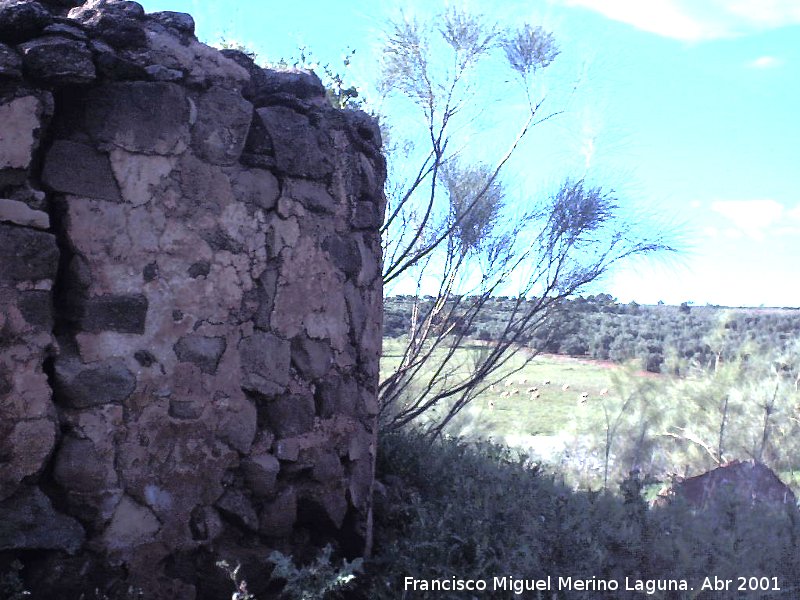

{"left": 0, "top": 96, "right": 41, "bottom": 171}
{"left": 0, "top": 198, "right": 49, "bottom": 229}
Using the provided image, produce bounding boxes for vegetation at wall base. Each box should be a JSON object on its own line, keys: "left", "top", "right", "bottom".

{"left": 354, "top": 429, "right": 800, "bottom": 599}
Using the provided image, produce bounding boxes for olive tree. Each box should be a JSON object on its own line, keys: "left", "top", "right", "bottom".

{"left": 376, "top": 7, "right": 672, "bottom": 437}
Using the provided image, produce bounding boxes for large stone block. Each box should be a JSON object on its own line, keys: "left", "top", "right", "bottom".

{"left": 83, "top": 81, "right": 190, "bottom": 154}
{"left": 42, "top": 140, "right": 122, "bottom": 201}
{"left": 255, "top": 106, "right": 333, "bottom": 180}
{"left": 239, "top": 331, "right": 290, "bottom": 397}
{"left": 0, "top": 1, "right": 53, "bottom": 45}
{"left": 173, "top": 334, "right": 226, "bottom": 375}
{"left": 54, "top": 357, "right": 137, "bottom": 408}
{"left": 18, "top": 36, "right": 96, "bottom": 85}
{"left": 0, "top": 95, "right": 44, "bottom": 172}
{"left": 191, "top": 87, "right": 253, "bottom": 166}
{"left": 0, "top": 224, "right": 58, "bottom": 282}
{"left": 0, "top": 486, "right": 84, "bottom": 553}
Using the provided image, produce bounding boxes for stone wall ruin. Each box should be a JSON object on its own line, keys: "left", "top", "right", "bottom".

{"left": 0, "top": 1, "right": 385, "bottom": 597}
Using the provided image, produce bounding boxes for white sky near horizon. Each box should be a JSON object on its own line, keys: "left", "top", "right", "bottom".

{"left": 139, "top": 0, "right": 800, "bottom": 307}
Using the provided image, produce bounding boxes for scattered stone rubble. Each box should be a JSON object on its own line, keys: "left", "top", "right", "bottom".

{"left": 0, "top": 1, "right": 385, "bottom": 597}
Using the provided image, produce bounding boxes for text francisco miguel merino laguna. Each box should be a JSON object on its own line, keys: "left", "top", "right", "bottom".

{"left": 404, "top": 575, "right": 694, "bottom": 595}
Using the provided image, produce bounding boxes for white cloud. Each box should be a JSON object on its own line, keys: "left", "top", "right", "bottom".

{"left": 560, "top": 0, "right": 800, "bottom": 41}
{"left": 710, "top": 199, "right": 798, "bottom": 240}
{"left": 747, "top": 55, "right": 784, "bottom": 68}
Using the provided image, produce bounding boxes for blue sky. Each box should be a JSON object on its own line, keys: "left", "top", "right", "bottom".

{"left": 139, "top": 0, "right": 800, "bottom": 307}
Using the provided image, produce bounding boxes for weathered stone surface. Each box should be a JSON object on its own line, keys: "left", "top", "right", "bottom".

{"left": 0, "top": 42, "right": 22, "bottom": 77}
{"left": 227, "top": 166, "right": 279, "bottom": 211}
{"left": 0, "top": 197, "right": 49, "bottom": 228}
{"left": 102, "top": 495, "right": 161, "bottom": 550}
{"left": 265, "top": 394, "right": 315, "bottom": 439}
{"left": 42, "top": 140, "right": 121, "bottom": 200}
{"left": 0, "top": 223, "right": 58, "bottom": 282}
{"left": 242, "top": 453, "right": 280, "bottom": 497}
{"left": 83, "top": 82, "right": 189, "bottom": 154}
{"left": 259, "top": 488, "right": 297, "bottom": 537}
{"left": 76, "top": 293, "right": 148, "bottom": 333}
{"left": 0, "top": 1, "right": 53, "bottom": 45}
{"left": 173, "top": 334, "right": 226, "bottom": 374}
{"left": 108, "top": 149, "right": 175, "bottom": 206}
{"left": 53, "top": 435, "right": 118, "bottom": 493}
{"left": 239, "top": 331, "right": 290, "bottom": 396}
{"left": 0, "top": 95, "right": 44, "bottom": 172}
{"left": 291, "top": 335, "right": 332, "bottom": 380}
{"left": 0, "top": 419, "right": 56, "bottom": 501}
{"left": 322, "top": 234, "right": 361, "bottom": 278}
{"left": 255, "top": 106, "right": 333, "bottom": 180}
{"left": 148, "top": 11, "right": 194, "bottom": 35}
{"left": 18, "top": 35, "right": 96, "bottom": 85}
{"left": 260, "top": 68, "right": 327, "bottom": 104}
{"left": 215, "top": 489, "right": 258, "bottom": 532}
{"left": 144, "top": 24, "right": 250, "bottom": 89}
{"left": 54, "top": 357, "right": 137, "bottom": 408}
{"left": 192, "top": 87, "right": 253, "bottom": 165}
{"left": 0, "top": 486, "right": 84, "bottom": 553}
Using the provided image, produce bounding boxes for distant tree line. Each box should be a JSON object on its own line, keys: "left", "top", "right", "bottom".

{"left": 384, "top": 294, "right": 800, "bottom": 375}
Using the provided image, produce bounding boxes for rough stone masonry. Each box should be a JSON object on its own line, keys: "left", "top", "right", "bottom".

{"left": 0, "top": 0, "right": 385, "bottom": 596}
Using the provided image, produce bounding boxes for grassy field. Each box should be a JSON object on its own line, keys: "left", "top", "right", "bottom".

{"left": 381, "top": 337, "right": 664, "bottom": 463}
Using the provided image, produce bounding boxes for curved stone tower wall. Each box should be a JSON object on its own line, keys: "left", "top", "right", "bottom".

{"left": 0, "top": 1, "right": 385, "bottom": 596}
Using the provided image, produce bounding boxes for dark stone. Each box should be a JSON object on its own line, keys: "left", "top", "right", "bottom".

{"left": 89, "top": 38, "right": 148, "bottom": 80}
{"left": 290, "top": 335, "right": 331, "bottom": 380}
{"left": 144, "top": 64, "right": 182, "bottom": 82}
{"left": 227, "top": 167, "right": 279, "bottom": 212}
{"left": 169, "top": 398, "right": 203, "bottom": 420}
{"left": 241, "top": 454, "right": 280, "bottom": 497}
{"left": 83, "top": 82, "right": 189, "bottom": 155}
{"left": 220, "top": 49, "right": 269, "bottom": 104}
{"left": 239, "top": 331, "right": 290, "bottom": 397}
{"left": 42, "top": 22, "right": 87, "bottom": 40}
{"left": 0, "top": 1, "right": 54, "bottom": 45}
{"left": 259, "top": 488, "right": 296, "bottom": 537}
{"left": 0, "top": 364, "right": 12, "bottom": 395}
{"left": 191, "top": 87, "right": 253, "bottom": 166}
{"left": 133, "top": 350, "right": 156, "bottom": 367}
{"left": 344, "top": 282, "right": 366, "bottom": 339}
{"left": 18, "top": 290, "right": 53, "bottom": 330}
{"left": 148, "top": 11, "right": 195, "bottom": 35}
{"left": 322, "top": 235, "right": 361, "bottom": 278}
{"left": 286, "top": 179, "right": 335, "bottom": 214}
{"left": 260, "top": 69, "right": 327, "bottom": 104}
{"left": 0, "top": 42, "right": 22, "bottom": 78}
{"left": 172, "top": 309, "right": 183, "bottom": 321}
{"left": 265, "top": 394, "right": 314, "bottom": 438}
{"left": 173, "top": 334, "right": 226, "bottom": 375}
{"left": 39, "top": 0, "right": 83, "bottom": 7}
{"left": 76, "top": 293, "right": 148, "bottom": 334}
{"left": 242, "top": 109, "right": 274, "bottom": 156}
{"left": 54, "top": 357, "right": 137, "bottom": 408}
{"left": 351, "top": 200, "right": 378, "bottom": 229}
{"left": 42, "top": 140, "right": 121, "bottom": 201}
{"left": 52, "top": 436, "right": 114, "bottom": 493}
{"left": 0, "top": 224, "right": 58, "bottom": 282}
{"left": 255, "top": 106, "right": 333, "bottom": 180}
{"left": 18, "top": 36, "right": 96, "bottom": 86}
{"left": 215, "top": 489, "right": 258, "bottom": 532}
{"left": 200, "top": 225, "right": 245, "bottom": 253}
{"left": 187, "top": 261, "right": 210, "bottom": 279}
{"left": 142, "top": 262, "right": 158, "bottom": 282}
{"left": 315, "top": 373, "right": 359, "bottom": 419}
{"left": 0, "top": 485, "right": 85, "bottom": 553}
{"left": 68, "top": 3, "right": 146, "bottom": 48}
{"left": 311, "top": 450, "right": 344, "bottom": 484}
